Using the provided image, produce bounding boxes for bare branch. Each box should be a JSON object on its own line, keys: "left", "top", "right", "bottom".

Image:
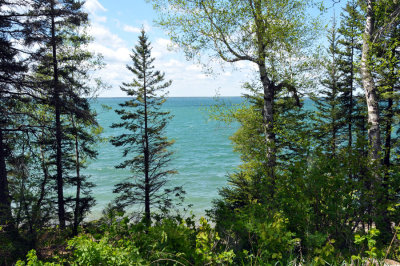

{"left": 200, "top": 1, "right": 257, "bottom": 63}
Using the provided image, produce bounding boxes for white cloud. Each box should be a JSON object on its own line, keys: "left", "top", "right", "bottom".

{"left": 123, "top": 25, "right": 141, "bottom": 33}
{"left": 89, "top": 43, "right": 130, "bottom": 63}
{"left": 88, "top": 24, "right": 125, "bottom": 49}
{"left": 161, "top": 59, "right": 185, "bottom": 68}
{"left": 155, "top": 38, "right": 174, "bottom": 49}
{"left": 141, "top": 21, "right": 152, "bottom": 32}
{"left": 84, "top": 0, "right": 107, "bottom": 14}
{"left": 195, "top": 73, "right": 208, "bottom": 80}
{"left": 152, "top": 38, "right": 178, "bottom": 59}
{"left": 82, "top": 2, "right": 247, "bottom": 97}
{"left": 94, "top": 16, "right": 107, "bottom": 23}
{"left": 122, "top": 21, "right": 152, "bottom": 33}
{"left": 84, "top": 0, "right": 108, "bottom": 23}
{"left": 186, "top": 64, "right": 202, "bottom": 71}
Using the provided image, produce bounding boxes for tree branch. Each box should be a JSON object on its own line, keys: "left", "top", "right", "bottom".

{"left": 276, "top": 81, "right": 301, "bottom": 107}
{"left": 200, "top": 1, "right": 257, "bottom": 63}
{"left": 373, "top": 4, "right": 400, "bottom": 42}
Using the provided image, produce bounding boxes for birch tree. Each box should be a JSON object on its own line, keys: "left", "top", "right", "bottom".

{"left": 360, "top": 0, "right": 400, "bottom": 163}
{"left": 151, "top": 0, "right": 319, "bottom": 181}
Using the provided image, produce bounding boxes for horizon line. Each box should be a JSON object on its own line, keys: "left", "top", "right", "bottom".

{"left": 95, "top": 95, "right": 244, "bottom": 98}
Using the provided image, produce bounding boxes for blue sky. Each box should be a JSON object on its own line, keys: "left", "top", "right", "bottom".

{"left": 83, "top": 0, "right": 346, "bottom": 97}
{"left": 84, "top": 0, "right": 253, "bottom": 97}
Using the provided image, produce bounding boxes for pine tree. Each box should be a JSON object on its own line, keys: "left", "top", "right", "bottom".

{"left": 311, "top": 19, "right": 343, "bottom": 156}
{"left": 337, "top": 0, "right": 363, "bottom": 150}
{"left": 0, "top": 0, "right": 30, "bottom": 232}
{"left": 28, "top": 23, "right": 102, "bottom": 235}
{"left": 57, "top": 25, "right": 103, "bottom": 235}
{"left": 111, "top": 30, "right": 181, "bottom": 226}
{"left": 26, "top": 0, "right": 89, "bottom": 229}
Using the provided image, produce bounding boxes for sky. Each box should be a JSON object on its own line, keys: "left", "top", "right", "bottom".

{"left": 83, "top": 0, "right": 255, "bottom": 97}
{"left": 83, "top": 0, "right": 346, "bottom": 97}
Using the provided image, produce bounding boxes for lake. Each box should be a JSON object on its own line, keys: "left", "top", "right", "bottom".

{"left": 83, "top": 97, "right": 243, "bottom": 218}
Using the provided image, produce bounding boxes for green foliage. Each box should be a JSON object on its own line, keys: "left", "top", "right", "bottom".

{"left": 16, "top": 250, "right": 63, "bottom": 266}
{"left": 67, "top": 234, "right": 144, "bottom": 265}
{"left": 209, "top": 75, "right": 391, "bottom": 263}
{"left": 313, "top": 239, "right": 336, "bottom": 265}
{"left": 151, "top": 0, "right": 320, "bottom": 72}
{"left": 211, "top": 194, "right": 300, "bottom": 265}
{"left": 0, "top": 231, "right": 25, "bottom": 265}
{"left": 15, "top": 216, "right": 237, "bottom": 265}
{"left": 352, "top": 228, "right": 385, "bottom": 262}
{"left": 195, "top": 217, "right": 235, "bottom": 265}
{"left": 310, "top": 19, "right": 344, "bottom": 155}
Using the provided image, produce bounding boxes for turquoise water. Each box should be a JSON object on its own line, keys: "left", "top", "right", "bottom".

{"left": 84, "top": 97, "right": 243, "bottom": 218}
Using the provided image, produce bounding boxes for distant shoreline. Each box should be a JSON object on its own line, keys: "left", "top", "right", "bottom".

{"left": 94, "top": 96, "right": 244, "bottom": 98}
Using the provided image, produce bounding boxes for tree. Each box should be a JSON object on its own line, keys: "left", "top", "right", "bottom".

{"left": 151, "top": 0, "right": 318, "bottom": 182}
{"left": 27, "top": 22, "right": 102, "bottom": 236}
{"left": 360, "top": 0, "right": 400, "bottom": 163}
{"left": 357, "top": 0, "right": 400, "bottom": 240}
{"left": 26, "top": 0, "right": 89, "bottom": 229}
{"left": 311, "top": 19, "right": 343, "bottom": 156}
{"left": 360, "top": 0, "right": 381, "bottom": 164}
{"left": 368, "top": 1, "right": 400, "bottom": 241}
{"left": 0, "top": 0, "right": 30, "bottom": 232}
{"left": 111, "top": 30, "right": 181, "bottom": 226}
{"left": 337, "top": 0, "right": 363, "bottom": 150}
{"left": 57, "top": 25, "right": 103, "bottom": 235}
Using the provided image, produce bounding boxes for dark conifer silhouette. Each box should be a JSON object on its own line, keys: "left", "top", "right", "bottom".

{"left": 111, "top": 30, "right": 182, "bottom": 226}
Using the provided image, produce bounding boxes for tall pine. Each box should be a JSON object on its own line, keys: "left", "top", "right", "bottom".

{"left": 0, "top": 0, "right": 30, "bottom": 232}
{"left": 26, "top": 0, "right": 89, "bottom": 229}
{"left": 111, "top": 30, "right": 180, "bottom": 226}
{"left": 337, "top": 0, "right": 363, "bottom": 150}
{"left": 311, "top": 19, "right": 343, "bottom": 156}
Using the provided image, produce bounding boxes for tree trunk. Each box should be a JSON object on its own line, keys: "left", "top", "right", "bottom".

{"left": 51, "top": 0, "right": 66, "bottom": 229}
{"left": 348, "top": 38, "right": 354, "bottom": 150}
{"left": 360, "top": 0, "right": 395, "bottom": 241}
{"left": 253, "top": 0, "right": 276, "bottom": 183}
{"left": 383, "top": 91, "right": 393, "bottom": 184}
{"left": 378, "top": 90, "right": 394, "bottom": 241}
{"left": 361, "top": 0, "right": 381, "bottom": 164}
{"left": 72, "top": 117, "right": 81, "bottom": 235}
{"left": 144, "top": 75, "right": 150, "bottom": 227}
{"left": 31, "top": 138, "right": 50, "bottom": 247}
{"left": 259, "top": 63, "right": 276, "bottom": 181}
{"left": 0, "top": 129, "right": 14, "bottom": 230}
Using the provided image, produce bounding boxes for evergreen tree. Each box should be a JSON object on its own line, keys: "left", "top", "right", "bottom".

{"left": 337, "top": 0, "right": 363, "bottom": 150}
{"left": 57, "top": 25, "right": 103, "bottom": 235}
{"left": 311, "top": 20, "right": 343, "bottom": 156}
{"left": 0, "top": 0, "right": 30, "bottom": 232}
{"left": 111, "top": 30, "right": 181, "bottom": 226}
{"left": 28, "top": 21, "right": 101, "bottom": 234}
{"left": 26, "top": 0, "right": 89, "bottom": 228}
